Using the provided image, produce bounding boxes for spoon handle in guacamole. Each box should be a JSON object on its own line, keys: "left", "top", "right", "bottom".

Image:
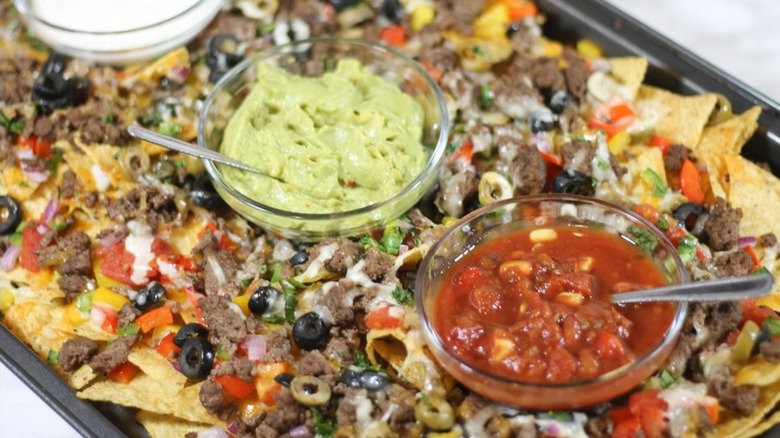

{"left": 127, "top": 125, "right": 267, "bottom": 176}
{"left": 610, "top": 273, "right": 775, "bottom": 304}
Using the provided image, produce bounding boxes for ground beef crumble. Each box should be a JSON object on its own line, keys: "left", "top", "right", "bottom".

{"left": 704, "top": 197, "right": 742, "bottom": 251}
{"left": 58, "top": 337, "right": 100, "bottom": 372}
{"left": 88, "top": 334, "right": 139, "bottom": 374}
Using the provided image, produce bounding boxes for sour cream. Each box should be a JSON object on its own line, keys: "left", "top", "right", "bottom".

{"left": 17, "top": 0, "right": 224, "bottom": 63}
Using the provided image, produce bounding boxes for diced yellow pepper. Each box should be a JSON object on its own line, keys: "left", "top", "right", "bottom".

{"left": 232, "top": 294, "right": 251, "bottom": 316}
{"left": 608, "top": 130, "right": 631, "bottom": 155}
{"left": 411, "top": 5, "right": 436, "bottom": 33}
{"left": 152, "top": 323, "right": 181, "bottom": 341}
{"left": 441, "top": 216, "right": 459, "bottom": 227}
{"left": 542, "top": 39, "right": 563, "bottom": 58}
{"left": 92, "top": 287, "right": 129, "bottom": 311}
{"left": 0, "top": 288, "right": 14, "bottom": 312}
{"left": 65, "top": 303, "right": 88, "bottom": 324}
{"left": 576, "top": 39, "right": 602, "bottom": 60}
{"left": 473, "top": 3, "right": 510, "bottom": 40}
{"left": 93, "top": 258, "right": 121, "bottom": 289}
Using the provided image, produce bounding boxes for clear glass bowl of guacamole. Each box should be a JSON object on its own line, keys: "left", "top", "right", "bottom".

{"left": 198, "top": 38, "right": 449, "bottom": 240}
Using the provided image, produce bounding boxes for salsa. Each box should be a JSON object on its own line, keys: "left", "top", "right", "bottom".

{"left": 434, "top": 225, "right": 675, "bottom": 384}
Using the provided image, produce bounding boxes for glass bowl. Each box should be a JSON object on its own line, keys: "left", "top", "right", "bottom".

{"left": 415, "top": 194, "right": 689, "bottom": 410}
{"left": 199, "top": 38, "right": 449, "bottom": 241}
{"left": 12, "top": 0, "right": 222, "bottom": 64}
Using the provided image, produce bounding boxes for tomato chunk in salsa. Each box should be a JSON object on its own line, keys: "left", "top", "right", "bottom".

{"left": 434, "top": 225, "right": 675, "bottom": 383}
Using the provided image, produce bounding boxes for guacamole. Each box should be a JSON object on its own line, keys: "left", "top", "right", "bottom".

{"left": 220, "top": 59, "right": 426, "bottom": 214}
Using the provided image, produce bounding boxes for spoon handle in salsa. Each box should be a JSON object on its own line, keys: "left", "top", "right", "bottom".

{"left": 610, "top": 273, "right": 775, "bottom": 304}
{"left": 127, "top": 125, "right": 269, "bottom": 177}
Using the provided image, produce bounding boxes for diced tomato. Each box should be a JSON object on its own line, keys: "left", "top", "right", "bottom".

{"left": 590, "top": 99, "right": 636, "bottom": 139}
{"left": 611, "top": 406, "right": 633, "bottom": 423}
{"left": 216, "top": 375, "right": 256, "bottom": 400}
{"left": 595, "top": 331, "right": 626, "bottom": 360}
{"left": 539, "top": 150, "right": 563, "bottom": 167}
{"left": 724, "top": 328, "right": 740, "bottom": 346}
{"left": 199, "top": 223, "right": 237, "bottom": 251}
{"left": 633, "top": 203, "right": 660, "bottom": 225}
{"left": 455, "top": 266, "right": 484, "bottom": 288}
{"left": 741, "top": 299, "right": 777, "bottom": 328}
{"left": 20, "top": 226, "right": 44, "bottom": 272}
{"left": 608, "top": 103, "right": 636, "bottom": 125}
{"left": 449, "top": 141, "right": 474, "bottom": 163}
{"left": 419, "top": 61, "right": 443, "bottom": 83}
{"left": 156, "top": 332, "right": 180, "bottom": 360}
{"left": 680, "top": 159, "right": 705, "bottom": 204}
{"left": 99, "top": 243, "right": 137, "bottom": 286}
{"left": 648, "top": 135, "right": 672, "bottom": 155}
{"left": 101, "top": 308, "right": 119, "bottom": 333}
{"left": 379, "top": 24, "right": 407, "bottom": 47}
{"left": 506, "top": 3, "right": 537, "bottom": 20}
{"left": 108, "top": 361, "right": 139, "bottom": 383}
{"left": 612, "top": 416, "right": 642, "bottom": 438}
{"left": 588, "top": 117, "right": 619, "bottom": 138}
{"left": 743, "top": 246, "right": 760, "bottom": 270}
{"left": 365, "top": 305, "right": 404, "bottom": 330}
{"left": 184, "top": 287, "right": 205, "bottom": 325}
{"left": 705, "top": 399, "right": 720, "bottom": 425}
{"left": 628, "top": 391, "right": 667, "bottom": 438}
{"left": 665, "top": 227, "right": 688, "bottom": 246}
{"left": 17, "top": 134, "right": 53, "bottom": 159}
{"left": 136, "top": 305, "right": 174, "bottom": 334}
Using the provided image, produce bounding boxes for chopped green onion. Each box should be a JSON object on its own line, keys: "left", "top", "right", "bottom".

{"left": 76, "top": 292, "right": 93, "bottom": 314}
{"left": 47, "top": 349, "right": 59, "bottom": 367}
{"left": 392, "top": 286, "right": 414, "bottom": 305}
{"left": 659, "top": 370, "right": 677, "bottom": 388}
{"left": 9, "top": 119, "right": 25, "bottom": 134}
{"left": 641, "top": 168, "right": 668, "bottom": 197}
{"left": 478, "top": 84, "right": 494, "bottom": 110}
{"left": 764, "top": 317, "right": 780, "bottom": 336}
{"left": 628, "top": 226, "right": 658, "bottom": 252}
{"left": 310, "top": 407, "right": 336, "bottom": 438}
{"left": 472, "top": 45, "right": 485, "bottom": 56}
{"left": 117, "top": 322, "right": 140, "bottom": 337}
{"left": 158, "top": 121, "right": 182, "bottom": 138}
{"left": 381, "top": 225, "right": 406, "bottom": 255}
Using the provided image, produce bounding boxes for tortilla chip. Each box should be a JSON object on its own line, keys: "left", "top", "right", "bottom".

{"left": 712, "top": 379, "right": 780, "bottom": 438}
{"left": 366, "top": 328, "right": 452, "bottom": 392}
{"left": 128, "top": 348, "right": 187, "bottom": 389}
{"left": 608, "top": 57, "right": 648, "bottom": 100}
{"left": 4, "top": 301, "right": 68, "bottom": 356}
{"left": 634, "top": 85, "right": 717, "bottom": 148}
{"left": 735, "top": 409, "right": 780, "bottom": 438}
{"left": 136, "top": 411, "right": 212, "bottom": 438}
{"left": 622, "top": 146, "right": 671, "bottom": 207}
{"left": 726, "top": 156, "right": 780, "bottom": 242}
{"left": 695, "top": 106, "right": 761, "bottom": 157}
{"left": 68, "top": 364, "right": 99, "bottom": 390}
{"left": 734, "top": 356, "right": 780, "bottom": 387}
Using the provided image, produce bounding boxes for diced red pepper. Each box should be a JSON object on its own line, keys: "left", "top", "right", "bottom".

{"left": 108, "top": 361, "right": 138, "bottom": 383}
{"left": 540, "top": 150, "right": 563, "bottom": 167}
{"left": 648, "top": 135, "right": 672, "bottom": 155}
{"left": 365, "top": 305, "right": 404, "bottom": 330}
{"left": 156, "top": 332, "right": 180, "bottom": 360}
{"left": 680, "top": 159, "right": 705, "bottom": 204}
{"left": 743, "top": 246, "right": 760, "bottom": 270}
{"left": 20, "top": 226, "right": 45, "bottom": 272}
{"left": 449, "top": 141, "right": 474, "bottom": 163}
{"left": 136, "top": 305, "right": 174, "bottom": 334}
{"left": 741, "top": 299, "right": 777, "bottom": 328}
{"left": 379, "top": 25, "right": 407, "bottom": 47}
{"left": 17, "top": 134, "right": 53, "bottom": 159}
{"left": 419, "top": 61, "right": 443, "bottom": 83}
{"left": 588, "top": 117, "right": 619, "bottom": 138}
{"left": 216, "top": 375, "right": 256, "bottom": 399}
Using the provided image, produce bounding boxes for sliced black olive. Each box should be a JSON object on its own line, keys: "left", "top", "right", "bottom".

{"left": 381, "top": 0, "right": 404, "bottom": 23}
{"left": 292, "top": 312, "right": 329, "bottom": 351}
{"left": 0, "top": 195, "right": 22, "bottom": 236}
{"left": 274, "top": 372, "right": 294, "bottom": 388}
{"left": 339, "top": 368, "right": 362, "bottom": 388}
{"left": 134, "top": 281, "right": 166, "bottom": 311}
{"left": 206, "top": 35, "right": 244, "bottom": 84}
{"left": 249, "top": 285, "right": 279, "bottom": 315}
{"left": 673, "top": 202, "right": 708, "bottom": 232}
{"left": 549, "top": 90, "right": 572, "bottom": 114}
{"left": 529, "top": 108, "right": 556, "bottom": 133}
{"left": 752, "top": 328, "right": 772, "bottom": 356}
{"left": 190, "top": 172, "right": 226, "bottom": 210}
{"left": 360, "top": 371, "right": 390, "bottom": 391}
{"left": 552, "top": 169, "right": 594, "bottom": 196}
{"left": 272, "top": 19, "right": 311, "bottom": 52}
{"left": 290, "top": 250, "right": 308, "bottom": 266}
{"left": 173, "top": 323, "right": 209, "bottom": 347}
{"left": 178, "top": 337, "right": 215, "bottom": 379}
{"left": 32, "top": 53, "right": 89, "bottom": 112}
{"left": 327, "top": 0, "right": 362, "bottom": 12}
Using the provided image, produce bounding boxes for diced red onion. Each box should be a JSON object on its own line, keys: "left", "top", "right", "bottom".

{"left": 226, "top": 421, "right": 240, "bottom": 435}
{"left": 99, "top": 225, "right": 128, "bottom": 248}
{"left": 289, "top": 425, "right": 312, "bottom": 438}
{"left": 738, "top": 236, "right": 757, "bottom": 249}
{"left": 24, "top": 168, "right": 50, "bottom": 183}
{"left": 530, "top": 134, "right": 551, "bottom": 153}
{"left": 0, "top": 245, "right": 21, "bottom": 271}
{"left": 90, "top": 306, "right": 106, "bottom": 326}
{"left": 167, "top": 66, "right": 191, "bottom": 83}
{"left": 36, "top": 224, "right": 49, "bottom": 235}
{"left": 240, "top": 334, "right": 267, "bottom": 361}
{"left": 42, "top": 196, "right": 60, "bottom": 224}
{"left": 197, "top": 427, "right": 228, "bottom": 438}
{"left": 399, "top": 244, "right": 409, "bottom": 255}
{"left": 543, "top": 424, "right": 561, "bottom": 435}
{"left": 590, "top": 58, "right": 612, "bottom": 73}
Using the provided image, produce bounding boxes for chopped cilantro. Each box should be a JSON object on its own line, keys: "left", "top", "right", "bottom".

{"left": 546, "top": 411, "right": 573, "bottom": 421}
{"left": 628, "top": 226, "right": 658, "bottom": 252}
{"left": 677, "top": 234, "right": 698, "bottom": 263}
{"left": 412, "top": 234, "right": 423, "bottom": 247}
{"left": 270, "top": 263, "right": 283, "bottom": 284}
{"left": 9, "top": 232, "right": 22, "bottom": 247}
{"left": 446, "top": 135, "right": 465, "bottom": 154}
{"left": 103, "top": 114, "right": 115, "bottom": 124}
{"left": 140, "top": 111, "right": 162, "bottom": 127}
{"left": 117, "top": 322, "right": 140, "bottom": 337}
{"left": 641, "top": 168, "right": 668, "bottom": 197}
{"left": 47, "top": 349, "right": 59, "bottom": 367}
{"left": 287, "top": 278, "right": 306, "bottom": 289}
{"left": 392, "top": 286, "right": 414, "bottom": 305}
{"left": 261, "top": 315, "right": 286, "bottom": 324}
{"left": 597, "top": 159, "right": 610, "bottom": 171}
{"left": 656, "top": 215, "right": 669, "bottom": 231}
{"left": 472, "top": 45, "right": 485, "bottom": 56}
{"left": 354, "top": 350, "right": 387, "bottom": 375}
{"left": 216, "top": 344, "right": 232, "bottom": 361}
{"left": 47, "top": 147, "right": 64, "bottom": 175}
{"left": 381, "top": 225, "right": 406, "bottom": 255}
{"left": 752, "top": 266, "right": 772, "bottom": 276}
{"left": 9, "top": 119, "right": 25, "bottom": 134}
{"left": 659, "top": 370, "right": 678, "bottom": 388}
{"left": 158, "top": 121, "right": 182, "bottom": 138}
{"left": 76, "top": 292, "right": 93, "bottom": 314}
{"left": 478, "top": 83, "right": 494, "bottom": 110}
{"left": 310, "top": 407, "right": 336, "bottom": 438}
{"left": 195, "top": 55, "right": 206, "bottom": 65}
{"left": 360, "top": 235, "right": 382, "bottom": 251}
{"left": 764, "top": 317, "right": 780, "bottom": 336}
{"left": 174, "top": 159, "right": 187, "bottom": 168}
{"left": 283, "top": 282, "right": 297, "bottom": 324}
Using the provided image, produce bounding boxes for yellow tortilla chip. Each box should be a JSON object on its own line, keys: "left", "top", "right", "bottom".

{"left": 4, "top": 301, "right": 68, "bottom": 357}
{"left": 695, "top": 106, "right": 761, "bottom": 158}
{"left": 711, "top": 379, "right": 780, "bottom": 438}
{"left": 78, "top": 373, "right": 221, "bottom": 425}
{"left": 67, "top": 364, "right": 98, "bottom": 390}
{"left": 136, "top": 411, "right": 212, "bottom": 438}
{"left": 734, "top": 409, "right": 780, "bottom": 438}
{"left": 726, "top": 156, "right": 780, "bottom": 241}
{"left": 128, "top": 348, "right": 188, "bottom": 389}
{"left": 608, "top": 57, "right": 648, "bottom": 100}
{"left": 634, "top": 85, "right": 717, "bottom": 148}
{"left": 734, "top": 356, "right": 780, "bottom": 387}
{"left": 366, "top": 328, "right": 452, "bottom": 393}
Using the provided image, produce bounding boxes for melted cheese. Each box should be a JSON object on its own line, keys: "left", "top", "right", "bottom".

{"left": 659, "top": 381, "right": 716, "bottom": 437}
{"left": 298, "top": 243, "right": 338, "bottom": 282}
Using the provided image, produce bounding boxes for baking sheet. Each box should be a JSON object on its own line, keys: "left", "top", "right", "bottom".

{"left": 1, "top": 0, "right": 779, "bottom": 436}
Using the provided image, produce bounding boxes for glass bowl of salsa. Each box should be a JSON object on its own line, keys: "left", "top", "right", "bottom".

{"left": 416, "top": 194, "right": 689, "bottom": 410}
{"left": 198, "top": 37, "right": 449, "bottom": 241}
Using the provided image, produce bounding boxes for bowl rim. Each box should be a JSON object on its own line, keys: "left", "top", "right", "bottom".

{"left": 198, "top": 37, "right": 451, "bottom": 222}
{"left": 12, "top": 0, "right": 214, "bottom": 35}
{"left": 415, "top": 193, "right": 690, "bottom": 390}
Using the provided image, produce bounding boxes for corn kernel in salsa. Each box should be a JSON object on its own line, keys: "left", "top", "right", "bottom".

{"left": 434, "top": 225, "right": 675, "bottom": 383}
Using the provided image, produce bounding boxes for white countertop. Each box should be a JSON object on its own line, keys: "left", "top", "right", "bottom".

{"left": 2, "top": 2, "right": 780, "bottom": 437}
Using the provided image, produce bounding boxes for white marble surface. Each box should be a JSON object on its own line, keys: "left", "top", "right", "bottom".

{"left": 3, "top": 2, "right": 780, "bottom": 437}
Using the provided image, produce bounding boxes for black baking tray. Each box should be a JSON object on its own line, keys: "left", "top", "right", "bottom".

{"left": 2, "top": 0, "right": 779, "bottom": 436}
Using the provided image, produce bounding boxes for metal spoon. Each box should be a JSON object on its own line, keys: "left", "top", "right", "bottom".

{"left": 127, "top": 125, "right": 273, "bottom": 177}
{"left": 611, "top": 273, "right": 775, "bottom": 304}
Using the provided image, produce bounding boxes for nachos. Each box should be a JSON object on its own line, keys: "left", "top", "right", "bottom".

{"left": 1, "top": 1, "right": 780, "bottom": 437}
